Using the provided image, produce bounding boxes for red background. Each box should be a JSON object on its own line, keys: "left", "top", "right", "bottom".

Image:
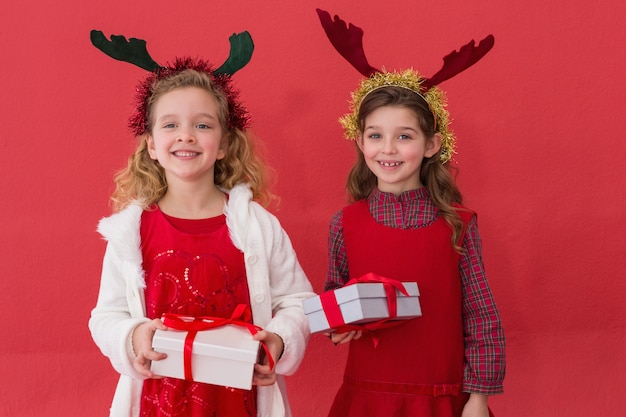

{"left": 1, "top": 1, "right": 625, "bottom": 416}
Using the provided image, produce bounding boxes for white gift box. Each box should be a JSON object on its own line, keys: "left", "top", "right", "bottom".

{"left": 151, "top": 323, "right": 260, "bottom": 390}
{"left": 302, "top": 281, "right": 421, "bottom": 334}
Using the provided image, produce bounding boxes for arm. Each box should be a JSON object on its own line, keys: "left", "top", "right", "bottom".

{"left": 88, "top": 243, "right": 150, "bottom": 380}
{"left": 460, "top": 215, "right": 506, "bottom": 395}
{"left": 325, "top": 210, "right": 348, "bottom": 291}
{"left": 223, "top": 188, "right": 314, "bottom": 376}
{"left": 256, "top": 208, "right": 316, "bottom": 377}
{"left": 324, "top": 210, "right": 363, "bottom": 344}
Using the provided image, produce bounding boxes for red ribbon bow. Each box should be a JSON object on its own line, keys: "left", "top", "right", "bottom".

{"left": 319, "top": 272, "right": 410, "bottom": 334}
{"left": 161, "top": 304, "right": 274, "bottom": 382}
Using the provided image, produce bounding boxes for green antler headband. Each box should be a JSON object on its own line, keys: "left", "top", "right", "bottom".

{"left": 90, "top": 30, "right": 254, "bottom": 134}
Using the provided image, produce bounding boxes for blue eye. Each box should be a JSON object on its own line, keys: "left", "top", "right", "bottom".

{"left": 163, "top": 123, "right": 176, "bottom": 129}
{"left": 398, "top": 134, "right": 411, "bottom": 140}
{"left": 197, "top": 124, "right": 211, "bottom": 129}
{"left": 368, "top": 133, "right": 382, "bottom": 139}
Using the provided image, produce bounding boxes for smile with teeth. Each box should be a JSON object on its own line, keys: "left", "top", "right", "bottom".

{"left": 378, "top": 161, "right": 402, "bottom": 167}
{"left": 173, "top": 151, "right": 199, "bottom": 157}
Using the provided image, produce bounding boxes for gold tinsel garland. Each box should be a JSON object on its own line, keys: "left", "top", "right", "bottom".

{"left": 339, "top": 69, "right": 455, "bottom": 164}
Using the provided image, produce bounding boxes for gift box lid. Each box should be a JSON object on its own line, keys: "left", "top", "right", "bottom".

{"left": 335, "top": 282, "right": 419, "bottom": 303}
{"left": 302, "top": 281, "right": 419, "bottom": 314}
{"left": 153, "top": 324, "right": 260, "bottom": 363}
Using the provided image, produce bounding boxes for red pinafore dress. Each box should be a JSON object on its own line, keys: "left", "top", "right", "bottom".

{"left": 139, "top": 206, "right": 256, "bottom": 417}
{"left": 327, "top": 200, "right": 472, "bottom": 417}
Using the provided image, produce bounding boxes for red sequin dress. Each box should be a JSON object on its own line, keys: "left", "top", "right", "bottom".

{"left": 139, "top": 205, "right": 256, "bottom": 417}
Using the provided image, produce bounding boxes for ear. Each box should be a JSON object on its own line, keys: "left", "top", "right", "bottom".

{"left": 425, "top": 133, "right": 442, "bottom": 158}
{"left": 146, "top": 135, "right": 158, "bottom": 160}
{"left": 217, "top": 136, "right": 227, "bottom": 160}
{"left": 356, "top": 135, "right": 365, "bottom": 152}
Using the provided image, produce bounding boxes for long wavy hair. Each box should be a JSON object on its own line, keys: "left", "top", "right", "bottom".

{"left": 346, "top": 87, "right": 466, "bottom": 251}
{"left": 111, "top": 69, "right": 270, "bottom": 212}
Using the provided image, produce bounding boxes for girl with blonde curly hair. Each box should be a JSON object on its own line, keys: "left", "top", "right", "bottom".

{"left": 89, "top": 55, "right": 314, "bottom": 417}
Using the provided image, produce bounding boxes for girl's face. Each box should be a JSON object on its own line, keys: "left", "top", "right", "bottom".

{"left": 147, "top": 86, "right": 225, "bottom": 186}
{"left": 359, "top": 105, "right": 441, "bottom": 195}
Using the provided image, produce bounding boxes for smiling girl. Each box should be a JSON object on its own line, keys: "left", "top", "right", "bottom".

{"left": 324, "top": 70, "right": 506, "bottom": 417}
{"left": 89, "top": 58, "right": 314, "bottom": 417}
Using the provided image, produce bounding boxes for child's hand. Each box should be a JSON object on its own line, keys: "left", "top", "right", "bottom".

{"left": 131, "top": 318, "right": 168, "bottom": 378}
{"left": 328, "top": 330, "right": 362, "bottom": 345}
{"left": 461, "top": 393, "right": 489, "bottom": 417}
{"left": 252, "top": 330, "right": 284, "bottom": 386}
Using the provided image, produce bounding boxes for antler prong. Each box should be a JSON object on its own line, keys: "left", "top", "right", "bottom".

{"left": 214, "top": 31, "right": 254, "bottom": 76}
{"left": 90, "top": 30, "right": 160, "bottom": 72}
{"left": 316, "top": 9, "right": 379, "bottom": 77}
{"left": 423, "top": 35, "right": 495, "bottom": 89}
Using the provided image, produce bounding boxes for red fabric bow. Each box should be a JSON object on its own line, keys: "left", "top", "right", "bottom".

{"left": 161, "top": 304, "right": 274, "bottom": 382}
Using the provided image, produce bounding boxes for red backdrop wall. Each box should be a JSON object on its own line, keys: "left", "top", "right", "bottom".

{"left": 1, "top": 1, "right": 625, "bottom": 416}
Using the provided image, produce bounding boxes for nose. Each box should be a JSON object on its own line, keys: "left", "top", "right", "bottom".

{"left": 177, "top": 125, "right": 196, "bottom": 143}
{"left": 381, "top": 136, "right": 396, "bottom": 154}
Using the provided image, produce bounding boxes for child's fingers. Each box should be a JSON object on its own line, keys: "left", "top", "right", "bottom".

{"left": 253, "top": 330, "right": 283, "bottom": 366}
{"left": 132, "top": 352, "right": 154, "bottom": 377}
{"left": 133, "top": 348, "right": 167, "bottom": 378}
{"left": 132, "top": 319, "right": 168, "bottom": 357}
{"left": 144, "top": 349, "right": 167, "bottom": 362}
{"left": 329, "top": 332, "right": 346, "bottom": 344}
{"left": 330, "top": 330, "right": 362, "bottom": 345}
{"left": 253, "top": 363, "right": 277, "bottom": 386}
{"left": 340, "top": 331, "right": 357, "bottom": 343}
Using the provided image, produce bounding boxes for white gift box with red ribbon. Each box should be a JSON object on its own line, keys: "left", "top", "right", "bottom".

{"left": 150, "top": 305, "right": 270, "bottom": 390}
{"left": 302, "top": 274, "right": 422, "bottom": 334}
{"left": 151, "top": 324, "right": 260, "bottom": 390}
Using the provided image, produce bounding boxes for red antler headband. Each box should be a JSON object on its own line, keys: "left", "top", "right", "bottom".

{"left": 90, "top": 30, "right": 254, "bottom": 135}
{"left": 316, "top": 9, "right": 495, "bottom": 164}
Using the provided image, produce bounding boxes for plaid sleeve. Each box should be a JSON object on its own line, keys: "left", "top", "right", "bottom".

{"left": 325, "top": 209, "right": 349, "bottom": 291}
{"left": 460, "top": 215, "right": 506, "bottom": 395}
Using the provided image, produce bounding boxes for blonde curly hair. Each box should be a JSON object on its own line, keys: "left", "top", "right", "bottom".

{"left": 110, "top": 69, "right": 270, "bottom": 211}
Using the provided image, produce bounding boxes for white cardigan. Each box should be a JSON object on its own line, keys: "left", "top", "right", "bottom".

{"left": 89, "top": 184, "right": 315, "bottom": 417}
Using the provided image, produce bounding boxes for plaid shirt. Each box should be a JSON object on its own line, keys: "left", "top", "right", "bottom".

{"left": 325, "top": 187, "right": 506, "bottom": 395}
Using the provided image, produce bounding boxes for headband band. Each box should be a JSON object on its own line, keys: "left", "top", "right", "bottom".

{"left": 129, "top": 57, "right": 250, "bottom": 135}
{"left": 360, "top": 79, "right": 438, "bottom": 132}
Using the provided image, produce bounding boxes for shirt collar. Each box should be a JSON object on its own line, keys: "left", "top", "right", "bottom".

{"left": 369, "top": 187, "right": 429, "bottom": 204}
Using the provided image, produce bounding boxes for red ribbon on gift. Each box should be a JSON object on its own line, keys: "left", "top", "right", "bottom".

{"left": 319, "top": 272, "right": 411, "bottom": 334}
{"left": 160, "top": 304, "right": 274, "bottom": 382}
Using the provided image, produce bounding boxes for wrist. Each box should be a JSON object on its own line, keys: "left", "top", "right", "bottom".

{"left": 467, "top": 393, "right": 488, "bottom": 406}
{"left": 128, "top": 326, "right": 137, "bottom": 358}
{"left": 274, "top": 332, "right": 284, "bottom": 359}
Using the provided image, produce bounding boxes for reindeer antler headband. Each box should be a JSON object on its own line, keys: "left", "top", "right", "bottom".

{"left": 316, "top": 9, "right": 494, "bottom": 164}
{"left": 90, "top": 30, "right": 254, "bottom": 135}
